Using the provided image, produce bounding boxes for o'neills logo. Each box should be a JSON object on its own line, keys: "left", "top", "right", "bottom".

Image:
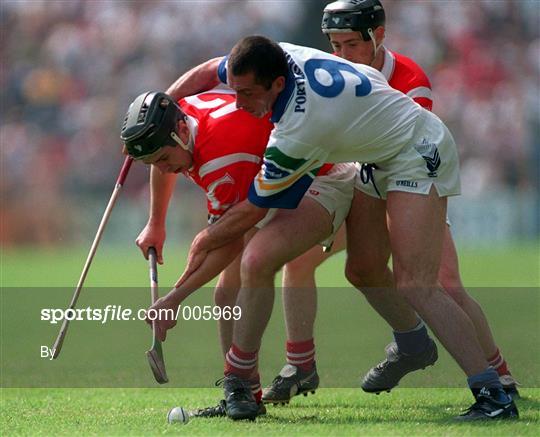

{"left": 396, "top": 180, "right": 418, "bottom": 188}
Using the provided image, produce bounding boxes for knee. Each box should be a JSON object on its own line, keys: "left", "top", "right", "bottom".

{"left": 441, "top": 284, "right": 469, "bottom": 308}
{"left": 344, "top": 262, "right": 363, "bottom": 288}
{"left": 241, "top": 249, "right": 279, "bottom": 281}
{"left": 438, "top": 261, "right": 464, "bottom": 295}
{"left": 345, "top": 257, "right": 390, "bottom": 289}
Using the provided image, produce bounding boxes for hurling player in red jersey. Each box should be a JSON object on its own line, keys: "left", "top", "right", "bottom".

{"left": 261, "top": 0, "right": 518, "bottom": 404}
{"left": 123, "top": 90, "right": 355, "bottom": 417}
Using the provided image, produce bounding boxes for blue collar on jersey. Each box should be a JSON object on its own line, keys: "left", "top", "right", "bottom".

{"left": 271, "top": 53, "right": 296, "bottom": 123}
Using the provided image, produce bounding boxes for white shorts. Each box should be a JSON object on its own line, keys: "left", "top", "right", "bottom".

{"left": 257, "top": 163, "right": 356, "bottom": 246}
{"left": 355, "top": 111, "right": 461, "bottom": 200}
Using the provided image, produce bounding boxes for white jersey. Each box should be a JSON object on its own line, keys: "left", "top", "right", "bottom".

{"left": 271, "top": 43, "right": 422, "bottom": 163}
{"left": 218, "top": 42, "right": 434, "bottom": 209}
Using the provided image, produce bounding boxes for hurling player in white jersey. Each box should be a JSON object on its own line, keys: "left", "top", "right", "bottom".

{"left": 263, "top": 0, "right": 518, "bottom": 407}
{"left": 160, "top": 35, "right": 517, "bottom": 421}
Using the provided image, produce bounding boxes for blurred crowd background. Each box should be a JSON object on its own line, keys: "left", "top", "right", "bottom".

{"left": 1, "top": 0, "right": 539, "bottom": 246}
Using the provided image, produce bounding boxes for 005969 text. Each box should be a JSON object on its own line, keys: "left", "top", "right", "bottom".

{"left": 146, "top": 305, "right": 242, "bottom": 322}
{"left": 40, "top": 305, "right": 241, "bottom": 324}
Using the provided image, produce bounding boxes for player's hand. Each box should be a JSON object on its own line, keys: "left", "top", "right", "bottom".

{"left": 136, "top": 223, "right": 166, "bottom": 264}
{"left": 145, "top": 293, "right": 179, "bottom": 342}
{"left": 175, "top": 230, "right": 209, "bottom": 288}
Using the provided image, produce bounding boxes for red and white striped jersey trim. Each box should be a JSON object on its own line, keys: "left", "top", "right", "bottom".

{"left": 380, "top": 47, "right": 433, "bottom": 111}
{"left": 199, "top": 153, "right": 261, "bottom": 179}
{"left": 407, "top": 86, "right": 432, "bottom": 101}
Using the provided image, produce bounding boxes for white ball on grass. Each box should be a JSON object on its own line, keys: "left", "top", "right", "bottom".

{"left": 167, "top": 406, "right": 190, "bottom": 424}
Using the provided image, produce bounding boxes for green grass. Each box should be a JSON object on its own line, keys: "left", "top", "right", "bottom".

{"left": 2, "top": 388, "right": 539, "bottom": 435}
{"left": 2, "top": 240, "right": 539, "bottom": 287}
{"left": 1, "top": 242, "right": 539, "bottom": 435}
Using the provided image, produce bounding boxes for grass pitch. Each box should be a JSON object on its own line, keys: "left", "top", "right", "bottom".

{"left": 2, "top": 388, "right": 539, "bottom": 435}
{"left": 1, "top": 241, "right": 539, "bottom": 435}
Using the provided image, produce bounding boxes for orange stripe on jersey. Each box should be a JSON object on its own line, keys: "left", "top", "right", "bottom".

{"left": 255, "top": 160, "right": 320, "bottom": 191}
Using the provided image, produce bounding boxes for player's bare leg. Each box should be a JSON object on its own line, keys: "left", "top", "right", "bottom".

{"left": 345, "top": 189, "right": 419, "bottom": 330}
{"left": 214, "top": 229, "right": 258, "bottom": 356}
{"left": 234, "top": 197, "right": 333, "bottom": 352}
{"left": 281, "top": 225, "right": 346, "bottom": 342}
{"left": 438, "top": 226, "right": 518, "bottom": 394}
{"left": 215, "top": 228, "right": 265, "bottom": 409}
{"left": 224, "top": 197, "right": 333, "bottom": 416}
{"left": 196, "top": 229, "right": 265, "bottom": 419}
{"left": 386, "top": 187, "right": 487, "bottom": 375}
{"left": 262, "top": 225, "right": 347, "bottom": 404}
{"left": 214, "top": 257, "right": 242, "bottom": 356}
{"left": 280, "top": 255, "right": 318, "bottom": 343}
{"left": 385, "top": 187, "right": 517, "bottom": 420}
{"left": 346, "top": 188, "right": 438, "bottom": 393}
{"left": 438, "top": 227, "right": 497, "bottom": 358}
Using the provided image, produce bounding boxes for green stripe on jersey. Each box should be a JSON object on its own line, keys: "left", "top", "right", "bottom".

{"left": 265, "top": 147, "right": 307, "bottom": 171}
{"left": 308, "top": 165, "right": 322, "bottom": 178}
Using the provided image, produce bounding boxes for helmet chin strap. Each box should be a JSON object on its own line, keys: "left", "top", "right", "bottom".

{"left": 170, "top": 131, "right": 192, "bottom": 152}
{"left": 170, "top": 115, "right": 196, "bottom": 153}
{"left": 367, "top": 28, "right": 382, "bottom": 67}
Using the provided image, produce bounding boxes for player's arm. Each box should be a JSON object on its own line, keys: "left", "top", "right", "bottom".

{"left": 166, "top": 57, "right": 223, "bottom": 101}
{"left": 206, "top": 200, "right": 267, "bottom": 249}
{"left": 178, "top": 143, "right": 327, "bottom": 282}
{"left": 193, "top": 139, "right": 327, "bottom": 253}
{"left": 407, "top": 68, "right": 433, "bottom": 110}
{"left": 135, "top": 165, "right": 178, "bottom": 264}
{"left": 175, "top": 200, "right": 266, "bottom": 287}
{"left": 191, "top": 201, "right": 266, "bottom": 269}
{"left": 146, "top": 236, "right": 244, "bottom": 341}
{"left": 161, "top": 164, "right": 267, "bottom": 299}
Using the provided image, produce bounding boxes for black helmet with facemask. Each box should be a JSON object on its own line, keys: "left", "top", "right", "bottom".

{"left": 120, "top": 92, "right": 192, "bottom": 160}
{"left": 321, "top": 0, "right": 385, "bottom": 40}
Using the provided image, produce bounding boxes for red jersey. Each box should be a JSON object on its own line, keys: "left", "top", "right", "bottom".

{"left": 380, "top": 48, "right": 433, "bottom": 111}
{"left": 179, "top": 90, "right": 333, "bottom": 222}
{"left": 179, "top": 90, "right": 273, "bottom": 223}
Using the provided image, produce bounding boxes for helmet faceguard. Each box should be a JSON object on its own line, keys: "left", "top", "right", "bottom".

{"left": 321, "top": 0, "right": 386, "bottom": 42}
{"left": 120, "top": 92, "right": 189, "bottom": 160}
